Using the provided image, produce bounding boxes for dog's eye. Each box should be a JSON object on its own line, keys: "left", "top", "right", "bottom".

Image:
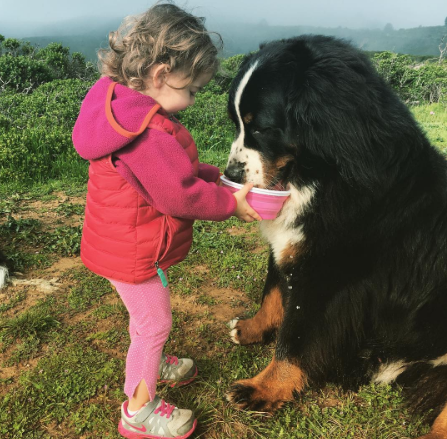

{"left": 252, "top": 128, "right": 271, "bottom": 136}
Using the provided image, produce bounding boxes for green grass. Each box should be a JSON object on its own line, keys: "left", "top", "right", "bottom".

{"left": 412, "top": 103, "right": 447, "bottom": 153}
{"left": 0, "top": 103, "right": 445, "bottom": 438}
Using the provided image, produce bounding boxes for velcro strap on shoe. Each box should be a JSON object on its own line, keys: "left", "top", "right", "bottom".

{"left": 133, "top": 397, "right": 160, "bottom": 423}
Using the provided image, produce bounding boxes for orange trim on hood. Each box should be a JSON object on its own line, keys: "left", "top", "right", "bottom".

{"left": 105, "top": 82, "right": 161, "bottom": 138}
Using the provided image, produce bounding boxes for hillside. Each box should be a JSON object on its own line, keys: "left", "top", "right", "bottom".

{"left": 16, "top": 20, "right": 447, "bottom": 61}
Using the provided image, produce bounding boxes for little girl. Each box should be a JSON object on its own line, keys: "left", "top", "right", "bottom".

{"left": 72, "top": 3, "right": 260, "bottom": 439}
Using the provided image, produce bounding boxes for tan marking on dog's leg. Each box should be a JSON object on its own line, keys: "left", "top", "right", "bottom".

{"left": 233, "top": 287, "right": 284, "bottom": 344}
{"left": 418, "top": 403, "right": 447, "bottom": 439}
{"left": 228, "top": 356, "right": 307, "bottom": 412}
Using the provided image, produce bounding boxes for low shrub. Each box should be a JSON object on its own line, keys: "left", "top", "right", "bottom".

{"left": 0, "top": 79, "right": 93, "bottom": 183}
{"left": 372, "top": 51, "right": 447, "bottom": 104}
{"left": 0, "top": 38, "right": 98, "bottom": 93}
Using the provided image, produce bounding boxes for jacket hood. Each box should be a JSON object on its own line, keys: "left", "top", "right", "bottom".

{"left": 72, "top": 77, "right": 160, "bottom": 160}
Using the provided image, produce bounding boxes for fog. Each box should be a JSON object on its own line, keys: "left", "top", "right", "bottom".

{"left": 2, "top": 0, "right": 446, "bottom": 38}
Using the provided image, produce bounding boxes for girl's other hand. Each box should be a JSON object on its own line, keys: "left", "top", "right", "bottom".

{"left": 233, "top": 183, "right": 262, "bottom": 222}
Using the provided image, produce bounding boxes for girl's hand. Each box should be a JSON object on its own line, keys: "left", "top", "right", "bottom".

{"left": 233, "top": 183, "right": 262, "bottom": 222}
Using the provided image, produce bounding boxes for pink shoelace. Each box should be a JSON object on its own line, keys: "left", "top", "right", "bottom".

{"left": 165, "top": 354, "right": 179, "bottom": 365}
{"left": 154, "top": 399, "right": 175, "bottom": 418}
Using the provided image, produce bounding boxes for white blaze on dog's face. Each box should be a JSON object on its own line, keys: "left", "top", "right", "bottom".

{"left": 226, "top": 61, "right": 266, "bottom": 187}
{"left": 226, "top": 59, "right": 297, "bottom": 189}
{"left": 228, "top": 139, "right": 265, "bottom": 186}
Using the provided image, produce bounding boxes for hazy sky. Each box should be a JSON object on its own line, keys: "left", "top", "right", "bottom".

{"left": 2, "top": 0, "right": 446, "bottom": 32}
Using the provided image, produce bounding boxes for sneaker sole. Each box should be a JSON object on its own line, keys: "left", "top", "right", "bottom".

{"left": 118, "top": 418, "right": 197, "bottom": 439}
{"left": 158, "top": 366, "right": 198, "bottom": 388}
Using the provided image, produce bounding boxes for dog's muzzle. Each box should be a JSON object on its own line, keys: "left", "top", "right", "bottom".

{"left": 224, "top": 163, "right": 246, "bottom": 183}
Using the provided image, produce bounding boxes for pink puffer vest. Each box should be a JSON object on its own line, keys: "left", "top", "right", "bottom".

{"left": 80, "top": 82, "right": 198, "bottom": 283}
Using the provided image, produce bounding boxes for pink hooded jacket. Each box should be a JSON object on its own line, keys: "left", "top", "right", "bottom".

{"left": 72, "top": 77, "right": 236, "bottom": 283}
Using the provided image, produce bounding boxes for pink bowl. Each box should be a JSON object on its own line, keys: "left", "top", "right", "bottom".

{"left": 220, "top": 175, "right": 291, "bottom": 220}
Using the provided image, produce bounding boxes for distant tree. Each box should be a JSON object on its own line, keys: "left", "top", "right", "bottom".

{"left": 69, "top": 52, "right": 97, "bottom": 80}
{"left": 20, "top": 42, "right": 37, "bottom": 57}
{"left": 0, "top": 55, "right": 52, "bottom": 92}
{"left": 445, "top": 16, "right": 447, "bottom": 27}
{"left": 0, "top": 39, "right": 97, "bottom": 93}
{"left": 3, "top": 38, "right": 21, "bottom": 56}
{"left": 439, "top": 35, "right": 447, "bottom": 64}
{"left": 36, "top": 42, "right": 71, "bottom": 79}
{"left": 384, "top": 23, "right": 394, "bottom": 33}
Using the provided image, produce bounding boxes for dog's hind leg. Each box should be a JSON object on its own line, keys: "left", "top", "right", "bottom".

{"left": 398, "top": 363, "right": 447, "bottom": 439}
{"left": 229, "top": 254, "right": 284, "bottom": 345}
{"left": 418, "top": 404, "right": 447, "bottom": 439}
{"left": 227, "top": 355, "right": 307, "bottom": 412}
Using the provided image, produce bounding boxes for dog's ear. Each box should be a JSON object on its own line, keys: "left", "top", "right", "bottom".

{"left": 286, "top": 52, "right": 416, "bottom": 190}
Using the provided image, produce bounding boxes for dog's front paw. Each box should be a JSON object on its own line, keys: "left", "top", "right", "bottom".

{"left": 227, "top": 316, "right": 273, "bottom": 345}
{"left": 228, "top": 318, "right": 241, "bottom": 344}
{"left": 226, "top": 379, "right": 285, "bottom": 412}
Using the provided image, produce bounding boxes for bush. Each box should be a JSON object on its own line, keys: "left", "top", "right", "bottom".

{"left": 0, "top": 79, "right": 93, "bottom": 183}
{"left": 174, "top": 54, "right": 244, "bottom": 152}
{"left": 0, "top": 54, "right": 52, "bottom": 92}
{"left": 372, "top": 51, "right": 447, "bottom": 104}
{"left": 178, "top": 91, "right": 235, "bottom": 152}
{"left": 0, "top": 37, "right": 98, "bottom": 93}
{"left": 213, "top": 54, "right": 246, "bottom": 94}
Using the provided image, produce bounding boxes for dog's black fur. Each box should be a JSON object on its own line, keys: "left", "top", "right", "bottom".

{"left": 225, "top": 35, "right": 447, "bottom": 435}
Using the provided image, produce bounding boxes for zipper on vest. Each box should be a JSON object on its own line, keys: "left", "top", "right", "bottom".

{"left": 154, "top": 217, "right": 169, "bottom": 288}
{"left": 155, "top": 261, "right": 168, "bottom": 288}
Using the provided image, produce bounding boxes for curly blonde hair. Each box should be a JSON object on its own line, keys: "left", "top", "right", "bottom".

{"left": 98, "top": 2, "right": 222, "bottom": 91}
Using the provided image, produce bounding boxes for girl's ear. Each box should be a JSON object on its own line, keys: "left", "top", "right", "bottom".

{"left": 151, "top": 64, "right": 169, "bottom": 89}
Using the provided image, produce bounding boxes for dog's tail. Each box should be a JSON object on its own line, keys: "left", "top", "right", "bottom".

{"left": 397, "top": 362, "right": 447, "bottom": 424}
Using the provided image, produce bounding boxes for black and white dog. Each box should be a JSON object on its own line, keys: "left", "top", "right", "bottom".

{"left": 225, "top": 35, "right": 447, "bottom": 439}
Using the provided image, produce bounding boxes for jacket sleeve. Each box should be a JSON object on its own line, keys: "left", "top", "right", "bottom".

{"left": 114, "top": 129, "right": 236, "bottom": 221}
{"left": 198, "top": 163, "right": 221, "bottom": 183}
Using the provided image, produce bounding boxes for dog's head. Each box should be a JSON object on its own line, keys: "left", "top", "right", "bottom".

{"left": 225, "top": 36, "right": 421, "bottom": 192}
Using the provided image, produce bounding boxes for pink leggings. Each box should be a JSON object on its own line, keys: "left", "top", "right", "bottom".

{"left": 109, "top": 276, "right": 172, "bottom": 401}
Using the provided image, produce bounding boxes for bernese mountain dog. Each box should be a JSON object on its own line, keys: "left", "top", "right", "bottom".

{"left": 224, "top": 35, "right": 447, "bottom": 438}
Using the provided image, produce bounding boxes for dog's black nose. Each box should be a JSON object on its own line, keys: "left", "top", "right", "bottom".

{"left": 224, "top": 164, "right": 245, "bottom": 183}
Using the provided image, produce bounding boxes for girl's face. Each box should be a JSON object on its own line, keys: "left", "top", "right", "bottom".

{"left": 143, "top": 69, "right": 212, "bottom": 114}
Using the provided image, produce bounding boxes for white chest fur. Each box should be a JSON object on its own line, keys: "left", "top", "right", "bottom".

{"left": 260, "top": 184, "right": 315, "bottom": 263}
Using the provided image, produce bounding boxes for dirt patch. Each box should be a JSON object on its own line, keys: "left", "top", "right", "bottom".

{"left": 227, "top": 225, "right": 248, "bottom": 236}
{"left": 1, "top": 257, "right": 84, "bottom": 312}
{"left": 170, "top": 286, "right": 250, "bottom": 325}
{"left": 10, "top": 192, "right": 85, "bottom": 230}
{"left": 205, "top": 287, "right": 251, "bottom": 321}
{"left": 0, "top": 357, "right": 40, "bottom": 382}
{"left": 45, "top": 257, "right": 83, "bottom": 275}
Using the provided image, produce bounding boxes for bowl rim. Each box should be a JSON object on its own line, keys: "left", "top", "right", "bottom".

{"left": 220, "top": 175, "right": 291, "bottom": 196}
